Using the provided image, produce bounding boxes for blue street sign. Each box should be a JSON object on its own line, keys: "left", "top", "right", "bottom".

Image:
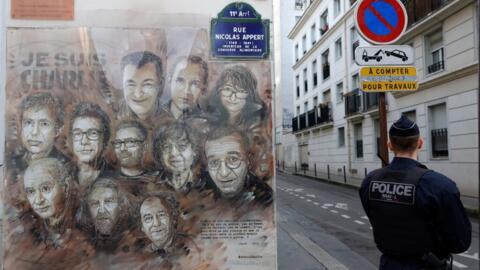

{"left": 211, "top": 2, "right": 270, "bottom": 59}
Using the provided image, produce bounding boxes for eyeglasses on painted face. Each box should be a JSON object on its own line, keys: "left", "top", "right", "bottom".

{"left": 72, "top": 129, "right": 103, "bottom": 141}
{"left": 220, "top": 86, "right": 249, "bottom": 99}
{"left": 112, "top": 138, "right": 144, "bottom": 149}
{"left": 207, "top": 156, "right": 244, "bottom": 170}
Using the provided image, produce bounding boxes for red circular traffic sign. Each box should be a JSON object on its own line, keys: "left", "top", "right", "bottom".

{"left": 354, "top": 0, "right": 408, "bottom": 45}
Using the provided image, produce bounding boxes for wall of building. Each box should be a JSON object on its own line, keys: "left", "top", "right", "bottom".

{"left": 284, "top": 0, "right": 478, "bottom": 197}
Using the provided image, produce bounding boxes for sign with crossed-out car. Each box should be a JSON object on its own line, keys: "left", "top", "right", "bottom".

{"left": 355, "top": 45, "right": 414, "bottom": 66}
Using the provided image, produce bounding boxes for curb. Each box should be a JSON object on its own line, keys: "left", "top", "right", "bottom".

{"left": 278, "top": 169, "right": 479, "bottom": 218}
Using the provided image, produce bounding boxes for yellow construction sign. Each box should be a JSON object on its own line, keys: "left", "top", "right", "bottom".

{"left": 360, "top": 66, "right": 418, "bottom": 92}
{"left": 360, "top": 66, "right": 416, "bottom": 76}
{"left": 362, "top": 81, "right": 418, "bottom": 92}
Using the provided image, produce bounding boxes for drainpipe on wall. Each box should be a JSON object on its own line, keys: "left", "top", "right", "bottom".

{"left": 343, "top": 13, "right": 353, "bottom": 174}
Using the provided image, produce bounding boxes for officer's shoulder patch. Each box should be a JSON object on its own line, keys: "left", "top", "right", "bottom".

{"left": 368, "top": 180, "right": 415, "bottom": 205}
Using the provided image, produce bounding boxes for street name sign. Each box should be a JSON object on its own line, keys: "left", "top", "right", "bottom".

{"left": 360, "top": 66, "right": 418, "bottom": 92}
{"left": 354, "top": 0, "right": 408, "bottom": 45}
{"left": 211, "top": 2, "right": 270, "bottom": 59}
{"left": 355, "top": 45, "right": 414, "bottom": 66}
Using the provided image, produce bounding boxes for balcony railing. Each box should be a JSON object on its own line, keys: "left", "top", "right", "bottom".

{"left": 403, "top": 0, "right": 451, "bottom": 27}
{"left": 431, "top": 128, "right": 448, "bottom": 158}
{"left": 292, "top": 117, "right": 298, "bottom": 132}
{"left": 307, "top": 109, "right": 316, "bottom": 126}
{"left": 317, "top": 102, "right": 333, "bottom": 124}
{"left": 428, "top": 60, "right": 444, "bottom": 74}
{"left": 363, "top": 92, "right": 379, "bottom": 111}
{"left": 345, "top": 88, "right": 362, "bottom": 116}
{"left": 299, "top": 113, "right": 307, "bottom": 130}
{"left": 292, "top": 103, "right": 333, "bottom": 133}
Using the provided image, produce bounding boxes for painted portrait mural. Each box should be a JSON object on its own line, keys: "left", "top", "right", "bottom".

{"left": 3, "top": 26, "right": 275, "bottom": 269}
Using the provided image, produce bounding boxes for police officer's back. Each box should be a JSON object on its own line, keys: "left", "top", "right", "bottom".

{"left": 359, "top": 116, "right": 471, "bottom": 270}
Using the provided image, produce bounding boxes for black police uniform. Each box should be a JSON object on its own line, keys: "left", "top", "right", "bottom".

{"left": 359, "top": 116, "right": 471, "bottom": 270}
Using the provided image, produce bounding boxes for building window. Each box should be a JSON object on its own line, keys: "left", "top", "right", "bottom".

{"left": 304, "top": 101, "right": 308, "bottom": 113}
{"left": 334, "top": 0, "right": 341, "bottom": 18}
{"left": 352, "top": 73, "right": 359, "bottom": 90}
{"left": 296, "top": 106, "right": 300, "bottom": 116}
{"left": 320, "top": 10, "right": 329, "bottom": 35}
{"left": 311, "top": 24, "right": 316, "bottom": 45}
{"left": 303, "top": 68, "right": 308, "bottom": 93}
{"left": 295, "top": 0, "right": 304, "bottom": 10}
{"left": 323, "top": 89, "right": 331, "bottom": 102}
{"left": 426, "top": 29, "right": 444, "bottom": 74}
{"left": 313, "top": 96, "right": 318, "bottom": 107}
{"left": 428, "top": 103, "right": 448, "bottom": 158}
{"left": 295, "top": 44, "right": 299, "bottom": 62}
{"left": 336, "top": 81, "right": 344, "bottom": 103}
{"left": 350, "top": 0, "right": 357, "bottom": 6}
{"left": 338, "top": 127, "right": 345, "bottom": 147}
{"left": 402, "top": 110, "right": 417, "bottom": 123}
{"left": 335, "top": 38, "right": 342, "bottom": 61}
{"left": 322, "top": 50, "right": 330, "bottom": 80}
{"left": 302, "top": 35, "right": 307, "bottom": 54}
{"left": 354, "top": 123, "right": 363, "bottom": 158}
{"left": 312, "top": 60, "right": 318, "bottom": 87}
{"left": 351, "top": 26, "right": 359, "bottom": 61}
{"left": 296, "top": 75, "right": 300, "bottom": 98}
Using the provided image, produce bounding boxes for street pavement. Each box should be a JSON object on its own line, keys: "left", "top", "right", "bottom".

{"left": 276, "top": 171, "right": 479, "bottom": 270}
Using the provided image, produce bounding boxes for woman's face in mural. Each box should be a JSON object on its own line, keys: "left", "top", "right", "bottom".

{"left": 123, "top": 63, "right": 161, "bottom": 119}
{"left": 21, "top": 107, "right": 57, "bottom": 155}
{"left": 141, "top": 197, "right": 173, "bottom": 248}
{"left": 161, "top": 133, "right": 194, "bottom": 173}
{"left": 23, "top": 165, "right": 64, "bottom": 219}
{"left": 72, "top": 117, "right": 104, "bottom": 164}
{"left": 219, "top": 80, "right": 248, "bottom": 115}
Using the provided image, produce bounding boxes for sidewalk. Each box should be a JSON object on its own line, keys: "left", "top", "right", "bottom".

{"left": 278, "top": 167, "right": 479, "bottom": 216}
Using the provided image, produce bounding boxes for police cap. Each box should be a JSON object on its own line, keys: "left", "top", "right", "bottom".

{"left": 389, "top": 115, "right": 419, "bottom": 137}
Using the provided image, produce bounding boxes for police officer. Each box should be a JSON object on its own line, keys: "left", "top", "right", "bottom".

{"left": 359, "top": 115, "right": 471, "bottom": 270}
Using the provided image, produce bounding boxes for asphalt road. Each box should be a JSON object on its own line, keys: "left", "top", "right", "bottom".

{"left": 276, "top": 171, "right": 479, "bottom": 270}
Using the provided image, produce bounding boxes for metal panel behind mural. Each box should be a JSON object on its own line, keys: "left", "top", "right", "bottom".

{"left": 3, "top": 20, "right": 275, "bottom": 270}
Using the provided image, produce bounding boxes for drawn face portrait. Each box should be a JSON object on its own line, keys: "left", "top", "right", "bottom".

{"left": 72, "top": 117, "right": 104, "bottom": 164}
{"left": 205, "top": 135, "right": 248, "bottom": 198}
{"left": 24, "top": 165, "right": 64, "bottom": 219}
{"left": 113, "top": 127, "right": 145, "bottom": 169}
{"left": 88, "top": 186, "right": 119, "bottom": 235}
{"left": 161, "top": 133, "right": 194, "bottom": 173}
{"left": 219, "top": 80, "right": 248, "bottom": 114}
{"left": 123, "top": 63, "right": 161, "bottom": 119}
{"left": 141, "top": 197, "right": 173, "bottom": 248}
{"left": 21, "top": 107, "right": 57, "bottom": 155}
{"left": 171, "top": 62, "right": 205, "bottom": 111}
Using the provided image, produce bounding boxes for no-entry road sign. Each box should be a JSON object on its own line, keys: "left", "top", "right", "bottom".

{"left": 354, "top": 0, "right": 408, "bottom": 45}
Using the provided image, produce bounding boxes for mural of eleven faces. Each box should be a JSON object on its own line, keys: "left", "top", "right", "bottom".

{"left": 16, "top": 51, "right": 271, "bottom": 250}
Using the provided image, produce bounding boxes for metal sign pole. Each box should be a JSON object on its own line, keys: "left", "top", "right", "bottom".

{"left": 378, "top": 92, "right": 389, "bottom": 167}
